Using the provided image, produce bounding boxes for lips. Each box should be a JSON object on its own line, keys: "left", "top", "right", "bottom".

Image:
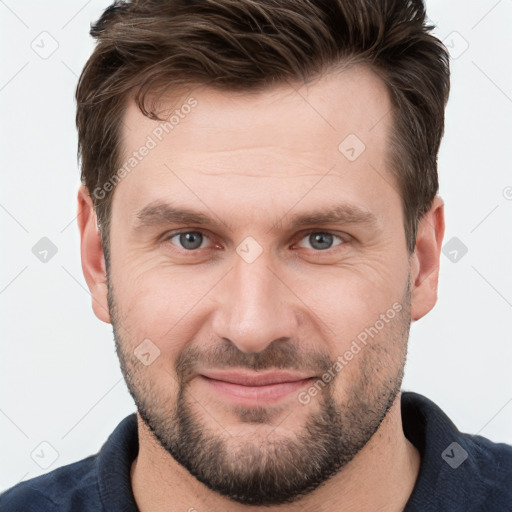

{"left": 198, "top": 370, "right": 316, "bottom": 404}
{"left": 200, "top": 370, "right": 314, "bottom": 386}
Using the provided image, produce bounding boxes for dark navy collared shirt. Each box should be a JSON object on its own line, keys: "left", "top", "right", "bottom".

{"left": 1, "top": 392, "right": 511, "bottom": 511}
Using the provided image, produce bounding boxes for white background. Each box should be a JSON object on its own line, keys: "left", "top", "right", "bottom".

{"left": 1, "top": 0, "right": 511, "bottom": 492}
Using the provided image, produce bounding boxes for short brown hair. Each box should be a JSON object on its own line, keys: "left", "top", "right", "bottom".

{"left": 76, "top": 0, "right": 450, "bottom": 262}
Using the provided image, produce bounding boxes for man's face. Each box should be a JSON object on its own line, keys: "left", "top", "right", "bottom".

{"left": 105, "top": 65, "right": 414, "bottom": 505}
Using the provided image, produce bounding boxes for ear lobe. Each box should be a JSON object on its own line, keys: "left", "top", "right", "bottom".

{"left": 77, "top": 185, "right": 111, "bottom": 324}
{"left": 410, "top": 196, "right": 445, "bottom": 322}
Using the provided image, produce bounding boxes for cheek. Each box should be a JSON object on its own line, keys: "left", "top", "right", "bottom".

{"left": 291, "top": 260, "right": 406, "bottom": 343}
{"left": 111, "top": 264, "right": 216, "bottom": 354}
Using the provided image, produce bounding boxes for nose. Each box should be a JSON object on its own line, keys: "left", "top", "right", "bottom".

{"left": 211, "top": 250, "right": 300, "bottom": 353}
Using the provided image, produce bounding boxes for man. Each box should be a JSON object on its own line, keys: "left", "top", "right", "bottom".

{"left": 1, "top": 0, "right": 511, "bottom": 510}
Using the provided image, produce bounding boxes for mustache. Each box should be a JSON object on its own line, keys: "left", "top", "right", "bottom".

{"left": 175, "top": 338, "right": 334, "bottom": 383}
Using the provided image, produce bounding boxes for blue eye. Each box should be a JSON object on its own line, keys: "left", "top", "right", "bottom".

{"left": 169, "top": 231, "right": 208, "bottom": 250}
{"left": 297, "top": 232, "right": 344, "bottom": 251}
{"left": 164, "top": 230, "right": 345, "bottom": 254}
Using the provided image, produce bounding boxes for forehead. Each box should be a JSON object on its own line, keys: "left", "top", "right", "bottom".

{"left": 121, "top": 63, "right": 391, "bottom": 154}
{"left": 114, "top": 64, "right": 396, "bottom": 222}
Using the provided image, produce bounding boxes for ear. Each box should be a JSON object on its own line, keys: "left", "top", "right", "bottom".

{"left": 409, "top": 196, "right": 445, "bottom": 321}
{"left": 77, "top": 185, "right": 111, "bottom": 324}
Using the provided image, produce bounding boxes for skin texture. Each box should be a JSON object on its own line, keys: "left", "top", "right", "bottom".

{"left": 78, "top": 64, "right": 445, "bottom": 511}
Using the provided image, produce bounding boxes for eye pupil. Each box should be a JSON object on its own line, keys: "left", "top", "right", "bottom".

{"left": 180, "top": 232, "right": 203, "bottom": 250}
{"left": 309, "top": 232, "right": 333, "bottom": 250}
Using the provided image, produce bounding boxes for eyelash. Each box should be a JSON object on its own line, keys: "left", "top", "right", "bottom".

{"left": 163, "top": 229, "right": 348, "bottom": 253}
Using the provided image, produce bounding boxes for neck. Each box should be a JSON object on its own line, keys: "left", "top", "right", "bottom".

{"left": 131, "top": 393, "right": 420, "bottom": 512}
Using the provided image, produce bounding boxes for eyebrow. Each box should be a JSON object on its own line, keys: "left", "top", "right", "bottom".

{"left": 284, "top": 205, "right": 378, "bottom": 230}
{"left": 134, "top": 201, "right": 378, "bottom": 233}
{"left": 135, "top": 202, "right": 232, "bottom": 231}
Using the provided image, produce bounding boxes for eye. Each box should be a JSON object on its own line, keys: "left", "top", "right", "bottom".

{"left": 296, "top": 231, "right": 345, "bottom": 251}
{"left": 167, "top": 231, "right": 210, "bottom": 250}
{"left": 164, "top": 229, "right": 347, "bottom": 254}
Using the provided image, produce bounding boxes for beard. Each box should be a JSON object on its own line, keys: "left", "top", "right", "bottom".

{"left": 108, "top": 277, "right": 411, "bottom": 506}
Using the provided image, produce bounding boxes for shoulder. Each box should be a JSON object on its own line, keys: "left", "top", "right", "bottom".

{"left": 0, "top": 455, "right": 99, "bottom": 511}
{"left": 402, "top": 392, "right": 512, "bottom": 510}
{"left": 461, "top": 432, "right": 512, "bottom": 505}
{"left": 0, "top": 413, "right": 139, "bottom": 512}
